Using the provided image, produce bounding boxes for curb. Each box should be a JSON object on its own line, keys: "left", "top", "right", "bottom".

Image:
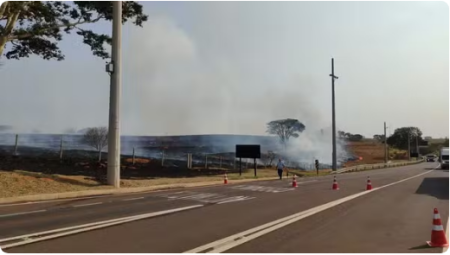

{"left": 335, "top": 160, "right": 424, "bottom": 174}
{"left": 0, "top": 176, "right": 278, "bottom": 205}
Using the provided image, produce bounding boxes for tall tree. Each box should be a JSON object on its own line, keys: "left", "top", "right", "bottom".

{"left": 373, "top": 134, "right": 386, "bottom": 143}
{"left": 266, "top": 118, "right": 305, "bottom": 147}
{"left": 82, "top": 126, "right": 108, "bottom": 162}
{"left": 387, "top": 126, "right": 423, "bottom": 150}
{"left": 0, "top": 1, "right": 147, "bottom": 60}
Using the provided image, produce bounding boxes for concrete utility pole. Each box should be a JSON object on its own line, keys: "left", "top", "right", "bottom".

{"left": 384, "top": 122, "right": 388, "bottom": 163}
{"left": 415, "top": 135, "right": 419, "bottom": 159}
{"left": 107, "top": 1, "right": 122, "bottom": 188}
{"left": 407, "top": 129, "right": 411, "bottom": 161}
{"left": 330, "top": 58, "right": 339, "bottom": 171}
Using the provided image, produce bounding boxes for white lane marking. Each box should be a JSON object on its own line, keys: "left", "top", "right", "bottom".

{"left": 0, "top": 205, "right": 203, "bottom": 250}
{"left": 155, "top": 191, "right": 255, "bottom": 204}
{"left": 0, "top": 196, "right": 109, "bottom": 208}
{"left": 122, "top": 197, "right": 144, "bottom": 201}
{"left": 184, "top": 169, "right": 434, "bottom": 253}
{"left": 217, "top": 197, "right": 256, "bottom": 205}
{"left": 231, "top": 185, "right": 293, "bottom": 193}
{"left": 0, "top": 210, "right": 46, "bottom": 218}
{"left": 72, "top": 202, "right": 103, "bottom": 208}
{"left": 273, "top": 189, "right": 295, "bottom": 193}
{"left": 298, "top": 180, "right": 318, "bottom": 184}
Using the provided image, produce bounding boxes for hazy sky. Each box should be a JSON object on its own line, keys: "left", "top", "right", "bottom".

{"left": 0, "top": 1, "right": 448, "bottom": 138}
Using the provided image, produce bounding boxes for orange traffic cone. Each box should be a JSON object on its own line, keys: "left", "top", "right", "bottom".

{"left": 427, "top": 208, "right": 449, "bottom": 247}
{"left": 366, "top": 176, "right": 372, "bottom": 190}
{"left": 292, "top": 175, "right": 298, "bottom": 188}
{"left": 332, "top": 176, "right": 339, "bottom": 190}
{"left": 223, "top": 174, "right": 228, "bottom": 184}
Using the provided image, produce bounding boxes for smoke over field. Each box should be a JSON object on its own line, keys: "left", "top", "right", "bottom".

{"left": 0, "top": 131, "right": 353, "bottom": 169}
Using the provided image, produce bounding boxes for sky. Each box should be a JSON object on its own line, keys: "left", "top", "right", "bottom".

{"left": 0, "top": 1, "right": 448, "bottom": 138}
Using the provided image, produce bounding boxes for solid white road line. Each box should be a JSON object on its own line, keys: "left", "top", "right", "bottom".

{"left": 72, "top": 202, "right": 103, "bottom": 208}
{"left": 184, "top": 169, "right": 434, "bottom": 253}
{"left": 0, "top": 210, "right": 47, "bottom": 218}
{"left": 0, "top": 205, "right": 204, "bottom": 250}
{"left": 122, "top": 197, "right": 145, "bottom": 201}
{"left": 0, "top": 196, "right": 109, "bottom": 208}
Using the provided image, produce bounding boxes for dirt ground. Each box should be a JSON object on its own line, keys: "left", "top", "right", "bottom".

{"left": 344, "top": 140, "right": 408, "bottom": 167}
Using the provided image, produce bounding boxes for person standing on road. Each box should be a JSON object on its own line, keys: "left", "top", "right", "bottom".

{"left": 276, "top": 158, "right": 285, "bottom": 180}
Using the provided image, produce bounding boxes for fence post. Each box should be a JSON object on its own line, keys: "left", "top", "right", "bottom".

{"left": 161, "top": 150, "right": 165, "bottom": 166}
{"left": 59, "top": 136, "right": 64, "bottom": 159}
{"left": 187, "top": 153, "right": 191, "bottom": 169}
{"left": 205, "top": 155, "right": 208, "bottom": 169}
{"left": 132, "top": 147, "right": 135, "bottom": 165}
{"left": 14, "top": 134, "right": 18, "bottom": 156}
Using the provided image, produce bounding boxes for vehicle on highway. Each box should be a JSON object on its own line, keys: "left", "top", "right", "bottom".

{"left": 426, "top": 155, "right": 436, "bottom": 162}
{"left": 438, "top": 147, "right": 449, "bottom": 169}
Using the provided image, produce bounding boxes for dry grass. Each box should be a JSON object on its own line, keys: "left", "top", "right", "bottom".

{"left": 344, "top": 141, "right": 408, "bottom": 167}
{"left": 0, "top": 170, "right": 111, "bottom": 198}
{"left": 120, "top": 168, "right": 278, "bottom": 187}
{"left": 0, "top": 168, "right": 281, "bottom": 198}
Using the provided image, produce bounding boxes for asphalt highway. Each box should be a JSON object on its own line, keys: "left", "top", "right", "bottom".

{"left": 1, "top": 162, "right": 448, "bottom": 253}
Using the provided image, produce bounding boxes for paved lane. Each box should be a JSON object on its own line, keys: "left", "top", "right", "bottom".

{"left": 226, "top": 169, "right": 449, "bottom": 253}
{"left": 3, "top": 163, "right": 441, "bottom": 253}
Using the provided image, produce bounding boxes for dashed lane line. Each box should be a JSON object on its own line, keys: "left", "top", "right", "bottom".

{"left": 0, "top": 210, "right": 47, "bottom": 219}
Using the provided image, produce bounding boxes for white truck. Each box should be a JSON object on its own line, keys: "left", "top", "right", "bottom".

{"left": 438, "top": 147, "right": 449, "bottom": 169}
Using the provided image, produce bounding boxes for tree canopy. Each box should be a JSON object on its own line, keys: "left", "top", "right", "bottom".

{"left": 81, "top": 126, "right": 108, "bottom": 161}
{"left": 266, "top": 118, "right": 305, "bottom": 147}
{"left": 338, "top": 130, "right": 364, "bottom": 142}
{"left": 0, "top": 1, "right": 148, "bottom": 60}
{"left": 373, "top": 134, "right": 386, "bottom": 143}
{"left": 387, "top": 126, "right": 425, "bottom": 150}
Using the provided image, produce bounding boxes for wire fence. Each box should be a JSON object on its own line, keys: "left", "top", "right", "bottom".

{"left": 0, "top": 133, "right": 333, "bottom": 171}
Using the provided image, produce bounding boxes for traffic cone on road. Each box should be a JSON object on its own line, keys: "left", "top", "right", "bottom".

{"left": 332, "top": 176, "right": 339, "bottom": 190}
{"left": 292, "top": 175, "right": 298, "bottom": 188}
{"left": 223, "top": 174, "right": 228, "bottom": 184}
{"left": 366, "top": 176, "right": 373, "bottom": 190}
{"left": 427, "top": 208, "right": 449, "bottom": 247}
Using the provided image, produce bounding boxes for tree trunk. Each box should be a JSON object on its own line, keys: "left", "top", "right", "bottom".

{"left": 0, "top": 37, "right": 7, "bottom": 57}
{"left": 98, "top": 150, "right": 102, "bottom": 162}
{"left": 0, "top": 4, "right": 21, "bottom": 58}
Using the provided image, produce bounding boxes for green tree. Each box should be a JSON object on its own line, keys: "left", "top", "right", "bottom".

{"left": 348, "top": 134, "right": 364, "bottom": 142}
{"left": 266, "top": 118, "right": 305, "bottom": 148}
{"left": 0, "top": 1, "right": 147, "bottom": 60}
{"left": 444, "top": 138, "right": 449, "bottom": 147}
{"left": 373, "top": 134, "right": 386, "bottom": 143}
{"left": 387, "top": 127, "right": 424, "bottom": 150}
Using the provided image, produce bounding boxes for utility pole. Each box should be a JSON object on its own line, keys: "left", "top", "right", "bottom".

{"left": 384, "top": 122, "right": 388, "bottom": 163}
{"left": 107, "top": 1, "right": 122, "bottom": 188}
{"left": 407, "top": 129, "right": 411, "bottom": 161}
{"left": 330, "top": 58, "right": 339, "bottom": 171}
{"left": 415, "top": 135, "right": 419, "bottom": 160}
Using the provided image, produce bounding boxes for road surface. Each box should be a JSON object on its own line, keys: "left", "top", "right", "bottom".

{"left": 1, "top": 163, "right": 448, "bottom": 253}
